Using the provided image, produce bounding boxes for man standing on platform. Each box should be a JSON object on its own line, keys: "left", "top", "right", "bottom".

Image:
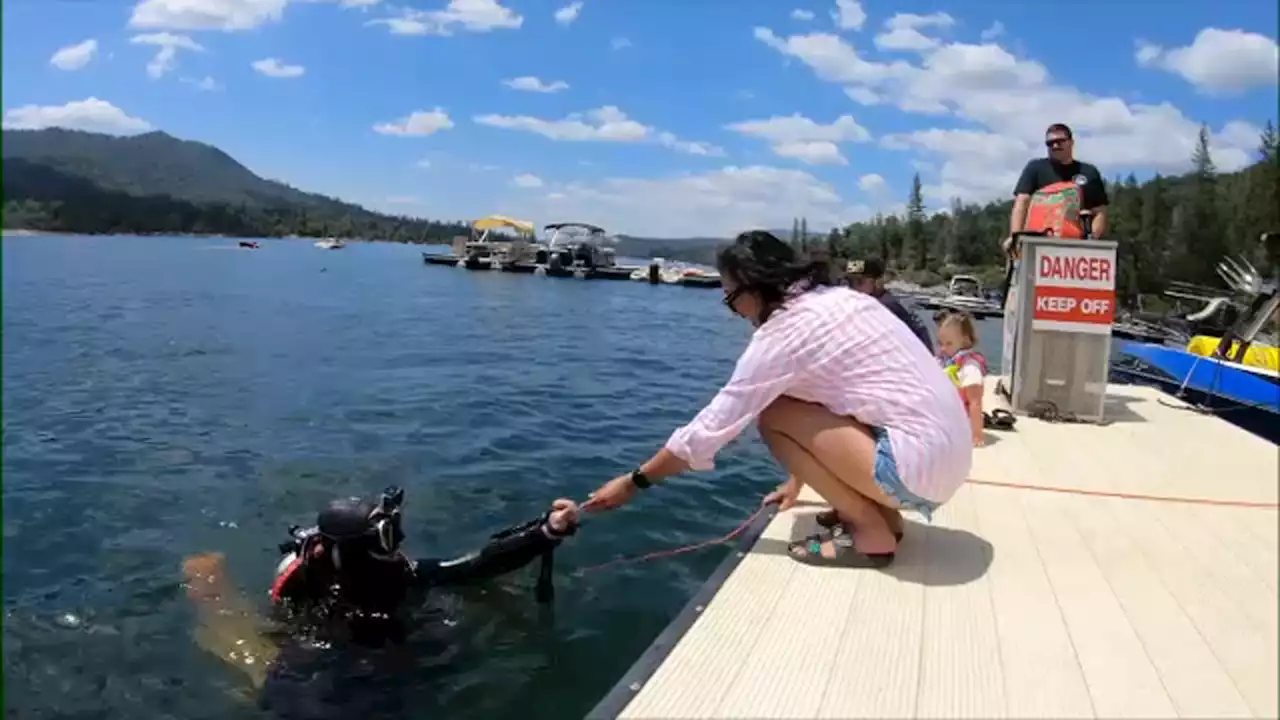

{"left": 1002, "top": 123, "right": 1109, "bottom": 256}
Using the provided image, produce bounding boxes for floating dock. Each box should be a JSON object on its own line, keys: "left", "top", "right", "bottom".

{"left": 587, "top": 379, "right": 1279, "bottom": 719}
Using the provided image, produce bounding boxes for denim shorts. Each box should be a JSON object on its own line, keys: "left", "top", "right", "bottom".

{"left": 871, "top": 427, "right": 939, "bottom": 522}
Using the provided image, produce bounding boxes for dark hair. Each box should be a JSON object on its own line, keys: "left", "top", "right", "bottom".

{"left": 716, "top": 230, "right": 839, "bottom": 323}
{"left": 1045, "top": 123, "right": 1073, "bottom": 138}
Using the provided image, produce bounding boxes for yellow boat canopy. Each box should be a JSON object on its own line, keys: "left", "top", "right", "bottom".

{"left": 472, "top": 215, "right": 535, "bottom": 235}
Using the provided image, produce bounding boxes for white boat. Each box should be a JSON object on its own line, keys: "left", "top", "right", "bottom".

{"left": 936, "top": 274, "right": 1002, "bottom": 318}
{"left": 314, "top": 237, "right": 346, "bottom": 250}
{"left": 539, "top": 222, "right": 635, "bottom": 280}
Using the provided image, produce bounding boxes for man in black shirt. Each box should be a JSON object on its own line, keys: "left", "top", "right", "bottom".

{"left": 1002, "top": 123, "right": 1108, "bottom": 255}
{"left": 847, "top": 257, "right": 934, "bottom": 353}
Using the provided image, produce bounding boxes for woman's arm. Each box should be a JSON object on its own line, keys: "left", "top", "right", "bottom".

{"left": 182, "top": 553, "right": 280, "bottom": 689}
{"left": 662, "top": 319, "right": 818, "bottom": 474}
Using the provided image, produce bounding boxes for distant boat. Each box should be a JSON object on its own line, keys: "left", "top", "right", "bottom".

{"left": 238, "top": 240, "right": 260, "bottom": 249}
{"left": 315, "top": 238, "right": 345, "bottom": 250}
{"left": 933, "top": 274, "right": 1002, "bottom": 318}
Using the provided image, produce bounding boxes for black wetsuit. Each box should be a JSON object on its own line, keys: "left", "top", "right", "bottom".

{"left": 272, "top": 514, "right": 569, "bottom": 627}
{"left": 260, "top": 514, "right": 570, "bottom": 717}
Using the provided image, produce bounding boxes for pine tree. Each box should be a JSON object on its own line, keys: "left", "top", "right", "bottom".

{"left": 905, "top": 173, "right": 926, "bottom": 269}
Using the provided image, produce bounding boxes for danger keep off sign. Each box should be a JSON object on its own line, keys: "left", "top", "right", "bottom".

{"left": 1031, "top": 245, "right": 1117, "bottom": 335}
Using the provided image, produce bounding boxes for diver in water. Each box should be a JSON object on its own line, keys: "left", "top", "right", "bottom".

{"left": 181, "top": 488, "right": 580, "bottom": 691}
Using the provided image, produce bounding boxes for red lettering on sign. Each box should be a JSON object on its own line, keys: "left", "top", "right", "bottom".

{"left": 1032, "top": 286, "right": 1116, "bottom": 325}
{"left": 1038, "top": 254, "right": 1113, "bottom": 283}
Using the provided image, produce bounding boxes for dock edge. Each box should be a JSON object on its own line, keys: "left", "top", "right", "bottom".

{"left": 583, "top": 505, "right": 779, "bottom": 720}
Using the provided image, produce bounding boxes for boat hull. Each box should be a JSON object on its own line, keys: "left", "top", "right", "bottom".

{"left": 1112, "top": 340, "right": 1279, "bottom": 444}
{"left": 422, "top": 252, "right": 461, "bottom": 266}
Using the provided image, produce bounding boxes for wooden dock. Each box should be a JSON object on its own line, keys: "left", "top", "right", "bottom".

{"left": 587, "top": 380, "right": 1279, "bottom": 719}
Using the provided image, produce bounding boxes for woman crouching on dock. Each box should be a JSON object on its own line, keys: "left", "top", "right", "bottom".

{"left": 583, "top": 230, "right": 972, "bottom": 567}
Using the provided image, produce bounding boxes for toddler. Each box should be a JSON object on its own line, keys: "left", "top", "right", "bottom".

{"left": 937, "top": 312, "right": 987, "bottom": 447}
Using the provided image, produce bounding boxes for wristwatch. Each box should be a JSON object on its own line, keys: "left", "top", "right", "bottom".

{"left": 629, "top": 468, "right": 652, "bottom": 490}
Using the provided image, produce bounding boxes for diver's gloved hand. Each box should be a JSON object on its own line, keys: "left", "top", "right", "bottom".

{"left": 545, "top": 498, "right": 580, "bottom": 536}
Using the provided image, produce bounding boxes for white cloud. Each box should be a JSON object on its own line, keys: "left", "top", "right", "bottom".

{"left": 875, "top": 12, "right": 954, "bottom": 51}
{"left": 128, "top": 0, "right": 388, "bottom": 31}
{"left": 474, "top": 106, "right": 723, "bottom": 155}
{"left": 502, "top": 76, "right": 569, "bottom": 93}
{"left": 611, "top": 36, "right": 632, "bottom": 50}
{"left": 791, "top": 8, "right": 814, "bottom": 21}
{"left": 130, "top": 32, "right": 204, "bottom": 79}
{"left": 252, "top": 57, "right": 305, "bottom": 78}
{"left": 1136, "top": 28, "right": 1279, "bottom": 95}
{"left": 980, "top": 21, "right": 1005, "bottom": 42}
{"left": 831, "top": 0, "right": 865, "bottom": 32}
{"left": 858, "top": 173, "right": 886, "bottom": 193}
{"left": 387, "top": 195, "right": 420, "bottom": 205}
{"left": 754, "top": 25, "right": 1265, "bottom": 205}
{"left": 655, "top": 132, "right": 723, "bottom": 156}
{"left": 373, "top": 108, "right": 455, "bottom": 136}
{"left": 182, "top": 75, "right": 222, "bottom": 91}
{"left": 875, "top": 28, "right": 938, "bottom": 52}
{"left": 726, "top": 113, "right": 870, "bottom": 165}
{"left": 512, "top": 173, "right": 544, "bottom": 188}
{"left": 50, "top": 39, "right": 99, "bottom": 71}
{"left": 844, "top": 86, "right": 882, "bottom": 105}
{"left": 529, "top": 165, "right": 868, "bottom": 237}
{"left": 416, "top": 158, "right": 432, "bottom": 168}
{"left": 129, "top": 0, "right": 290, "bottom": 31}
{"left": 366, "top": 0, "right": 522, "bottom": 35}
{"left": 554, "top": 1, "right": 581, "bottom": 26}
{"left": 2, "top": 97, "right": 153, "bottom": 135}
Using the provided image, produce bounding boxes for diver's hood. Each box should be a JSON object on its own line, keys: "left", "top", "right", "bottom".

{"left": 314, "top": 486, "right": 406, "bottom": 557}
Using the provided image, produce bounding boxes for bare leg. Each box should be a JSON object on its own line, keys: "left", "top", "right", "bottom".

{"left": 758, "top": 397, "right": 900, "bottom": 555}
{"left": 183, "top": 553, "right": 279, "bottom": 689}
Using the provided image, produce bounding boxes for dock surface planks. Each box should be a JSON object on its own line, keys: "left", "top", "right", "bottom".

{"left": 594, "top": 381, "right": 1279, "bottom": 719}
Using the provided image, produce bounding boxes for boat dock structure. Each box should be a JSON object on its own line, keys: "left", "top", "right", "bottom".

{"left": 586, "top": 379, "right": 1279, "bottom": 719}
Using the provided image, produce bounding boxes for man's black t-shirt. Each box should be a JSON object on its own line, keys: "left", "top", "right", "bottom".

{"left": 1013, "top": 158, "right": 1108, "bottom": 210}
{"left": 878, "top": 291, "right": 934, "bottom": 354}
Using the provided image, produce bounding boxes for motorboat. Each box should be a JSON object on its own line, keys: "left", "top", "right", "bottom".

{"left": 1112, "top": 251, "right": 1279, "bottom": 444}
{"left": 238, "top": 240, "right": 260, "bottom": 249}
{"left": 315, "top": 237, "right": 345, "bottom": 250}
{"left": 539, "top": 222, "right": 636, "bottom": 280}
{"left": 934, "top": 275, "right": 1002, "bottom": 318}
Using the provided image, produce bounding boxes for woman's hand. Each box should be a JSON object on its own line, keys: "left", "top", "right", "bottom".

{"left": 762, "top": 477, "right": 800, "bottom": 511}
{"left": 582, "top": 474, "right": 639, "bottom": 513}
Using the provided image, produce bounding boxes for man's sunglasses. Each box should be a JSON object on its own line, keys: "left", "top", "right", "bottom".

{"left": 1045, "top": 137, "right": 1070, "bottom": 149}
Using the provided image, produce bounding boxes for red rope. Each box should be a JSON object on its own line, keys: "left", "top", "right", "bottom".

{"left": 575, "top": 506, "right": 770, "bottom": 576}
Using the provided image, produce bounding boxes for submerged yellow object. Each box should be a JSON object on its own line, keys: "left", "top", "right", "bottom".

{"left": 1186, "top": 335, "right": 1280, "bottom": 372}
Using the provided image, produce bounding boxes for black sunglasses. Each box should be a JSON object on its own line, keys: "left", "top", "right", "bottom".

{"left": 723, "top": 286, "right": 746, "bottom": 311}
{"left": 1045, "top": 137, "right": 1070, "bottom": 148}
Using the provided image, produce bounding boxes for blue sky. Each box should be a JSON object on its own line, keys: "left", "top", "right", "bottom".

{"left": 3, "top": 0, "right": 1278, "bottom": 237}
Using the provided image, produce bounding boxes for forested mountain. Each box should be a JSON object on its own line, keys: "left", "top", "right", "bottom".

{"left": 2, "top": 128, "right": 469, "bottom": 242}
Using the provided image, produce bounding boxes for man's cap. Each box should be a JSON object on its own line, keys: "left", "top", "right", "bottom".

{"left": 846, "top": 257, "right": 886, "bottom": 279}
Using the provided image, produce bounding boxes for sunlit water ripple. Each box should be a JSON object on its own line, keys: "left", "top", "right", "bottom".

{"left": 2, "top": 234, "right": 1000, "bottom": 720}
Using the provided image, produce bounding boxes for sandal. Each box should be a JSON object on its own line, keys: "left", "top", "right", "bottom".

{"left": 787, "top": 527, "right": 895, "bottom": 569}
{"left": 983, "top": 408, "right": 1017, "bottom": 431}
{"left": 814, "top": 510, "right": 904, "bottom": 542}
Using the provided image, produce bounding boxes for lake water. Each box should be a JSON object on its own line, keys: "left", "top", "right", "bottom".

{"left": 2, "top": 234, "right": 1001, "bottom": 720}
